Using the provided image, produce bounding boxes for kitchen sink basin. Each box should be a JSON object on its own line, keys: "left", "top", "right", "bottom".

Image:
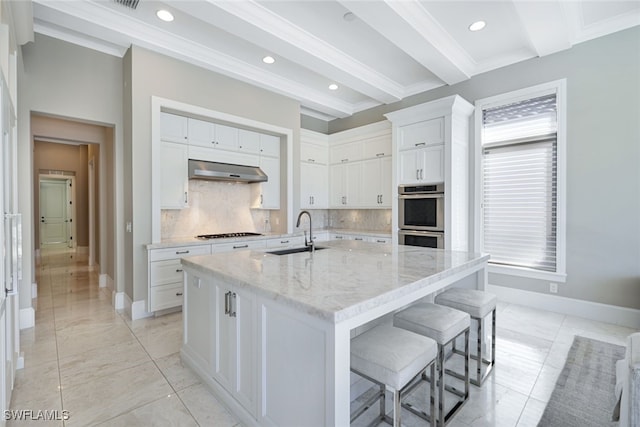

{"left": 267, "top": 246, "right": 328, "bottom": 256}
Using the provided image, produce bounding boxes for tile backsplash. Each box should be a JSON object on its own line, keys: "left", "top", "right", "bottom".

{"left": 161, "top": 180, "right": 392, "bottom": 240}
{"left": 161, "top": 180, "right": 270, "bottom": 239}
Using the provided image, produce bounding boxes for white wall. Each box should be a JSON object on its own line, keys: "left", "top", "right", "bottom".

{"left": 18, "top": 34, "right": 124, "bottom": 308}
{"left": 328, "top": 27, "right": 640, "bottom": 310}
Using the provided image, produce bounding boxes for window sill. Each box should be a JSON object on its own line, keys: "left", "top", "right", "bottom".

{"left": 487, "top": 263, "right": 567, "bottom": 283}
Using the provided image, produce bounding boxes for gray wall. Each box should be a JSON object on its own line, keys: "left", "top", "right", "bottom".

{"left": 18, "top": 34, "right": 124, "bottom": 308}
{"left": 301, "top": 114, "right": 329, "bottom": 133}
{"left": 329, "top": 27, "right": 640, "bottom": 310}
{"left": 127, "top": 46, "right": 301, "bottom": 303}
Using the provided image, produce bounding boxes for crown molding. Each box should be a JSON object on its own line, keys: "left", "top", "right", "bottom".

{"left": 300, "top": 107, "right": 335, "bottom": 122}
{"left": 34, "top": 20, "right": 128, "bottom": 57}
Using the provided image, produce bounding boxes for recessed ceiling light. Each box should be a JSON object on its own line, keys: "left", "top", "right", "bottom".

{"left": 156, "top": 10, "right": 174, "bottom": 22}
{"left": 469, "top": 20, "right": 486, "bottom": 32}
{"left": 328, "top": 83, "right": 339, "bottom": 91}
{"left": 262, "top": 56, "right": 275, "bottom": 64}
{"left": 343, "top": 12, "right": 356, "bottom": 22}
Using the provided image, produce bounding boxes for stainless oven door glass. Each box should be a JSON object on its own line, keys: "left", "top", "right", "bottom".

{"left": 398, "top": 230, "right": 444, "bottom": 249}
{"left": 398, "top": 193, "right": 444, "bottom": 231}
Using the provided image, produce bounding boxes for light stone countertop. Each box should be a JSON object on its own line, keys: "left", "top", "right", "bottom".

{"left": 146, "top": 229, "right": 392, "bottom": 250}
{"left": 181, "top": 240, "right": 489, "bottom": 324}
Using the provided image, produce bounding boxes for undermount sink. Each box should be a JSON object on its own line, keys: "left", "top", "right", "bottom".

{"left": 267, "top": 246, "right": 328, "bottom": 256}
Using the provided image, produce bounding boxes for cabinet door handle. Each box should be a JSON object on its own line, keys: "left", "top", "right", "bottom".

{"left": 415, "top": 142, "right": 426, "bottom": 147}
{"left": 341, "top": 158, "right": 348, "bottom": 163}
{"left": 311, "top": 196, "right": 314, "bottom": 204}
{"left": 176, "top": 292, "right": 183, "bottom": 296}
{"left": 335, "top": 235, "right": 343, "bottom": 239}
{"left": 260, "top": 194, "right": 263, "bottom": 205}
{"left": 420, "top": 169, "right": 424, "bottom": 180}
{"left": 175, "top": 269, "right": 183, "bottom": 273}
{"left": 280, "top": 240, "right": 289, "bottom": 244}
{"left": 184, "top": 192, "right": 188, "bottom": 204}
{"left": 175, "top": 250, "right": 190, "bottom": 255}
{"left": 376, "top": 152, "right": 385, "bottom": 157}
{"left": 224, "top": 291, "right": 231, "bottom": 315}
{"left": 229, "top": 292, "right": 237, "bottom": 317}
{"left": 233, "top": 244, "right": 249, "bottom": 249}
{"left": 416, "top": 169, "right": 420, "bottom": 180}
{"left": 308, "top": 158, "right": 315, "bottom": 163}
{"left": 355, "top": 237, "right": 363, "bottom": 241}
{"left": 376, "top": 240, "right": 386, "bottom": 243}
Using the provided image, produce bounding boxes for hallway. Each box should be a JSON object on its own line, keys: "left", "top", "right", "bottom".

{"left": 9, "top": 248, "right": 243, "bottom": 426}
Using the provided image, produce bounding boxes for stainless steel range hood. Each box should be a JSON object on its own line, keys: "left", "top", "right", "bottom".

{"left": 188, "top": 159, "right": 267, "bottom": 183}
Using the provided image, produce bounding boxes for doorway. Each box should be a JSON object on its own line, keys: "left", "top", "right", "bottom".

{"left": 39, "top": 175, "right": 75, "bottom": 249}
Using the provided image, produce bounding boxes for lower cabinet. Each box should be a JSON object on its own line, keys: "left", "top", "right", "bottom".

{"left": 213, "top": 283, "right": 257, "bottom": 415}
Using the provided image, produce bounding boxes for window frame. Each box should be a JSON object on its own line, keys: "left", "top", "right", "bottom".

{"left": 474, "top": 79, "right": 567, "bottom": 283}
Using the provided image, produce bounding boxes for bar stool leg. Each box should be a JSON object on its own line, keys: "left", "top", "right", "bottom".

{"left": 437, "top": 344, "right": 445, "bottom": 427}
{"left": 393, "top": 389, "right": 401, "bottom": 427}
{"left": 379, "top": 383, "right": 386, "bottom": 422}
{"left": 476, "top": 316, "right": 483, "bottom": 385}
{"left": 464, "top": 329, "right": 470, "bottom": 400}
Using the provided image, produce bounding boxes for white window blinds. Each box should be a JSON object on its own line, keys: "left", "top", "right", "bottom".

{"left": 482, "top": 94, "right": 558, "bottom": 272}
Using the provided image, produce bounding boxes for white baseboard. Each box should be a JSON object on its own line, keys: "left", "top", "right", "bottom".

{"left": 112, "top": 291, "right": 125, "bottom": 310}
{"left": 122, "top": 293, "right": 153, "bottom": 321}
{"left": 19, "top": 307, "right": 35, "bottom": 330}
{"left": 487, "top": 284, "right": 640, "bottom": 330}
{"left": 99, "top": 273, "right": 110, "bottom": 288}
{"left": 32, "top": 282, "right": 37, "bottom": 298}
{"left": 16, "top": 353, "right": 24, "bottom": 370}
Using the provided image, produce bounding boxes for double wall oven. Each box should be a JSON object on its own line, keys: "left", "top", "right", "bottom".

{"left": 398, "top": 183, "right": 445, "bottom": 249}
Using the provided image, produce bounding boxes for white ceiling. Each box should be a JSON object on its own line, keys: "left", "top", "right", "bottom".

{"left": 31, "top": 0, "right": 640, "bottom": 120}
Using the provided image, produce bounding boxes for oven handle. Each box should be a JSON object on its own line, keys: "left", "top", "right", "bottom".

{"left": 398, "top": 193, "right": 443, "bottom": 199}
{"left": 398, "top": 230, "right": 444, "bottom": 237}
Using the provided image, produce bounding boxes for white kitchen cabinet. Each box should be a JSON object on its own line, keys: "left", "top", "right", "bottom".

{"left": 398, "top": 144, "right": 444, "bottom": 185}
{"left": 330, "top": 162, "right": 361, "bottom": 208}
{"left": 238, "top": 129, "right": 261, "bottom": 155}
{"left": 213, "top": 282, "right": 257, "bottom": 415}
{"left": 253, "top": 155, "right": 280, "bottom": 209}
{"left": 397, "top": 117, "right": 444, "bottom": 151}
{"left": 361, "top": 135, "right": 391, "bottom": 159}
{"left": 259, "top": 134, "right": 281, "bottom": 158}
{"left": 148, "top": 244, "right": 211, "bottom": 312}
{"left": 184, "top": 273, "right": 213, "bottom": 370}
{"left": 160, "top": 112, "right": 189, "bottom": 143}
{"left": 300, "top": 162, "right": 328, "bottom": 209}
{"left": 360, "top": 156, "right": 392, "bottom": 207}
{"left": 301, "top": 141, "right": 328, "bottom": 164}
{"left": 367, "top": 236, "right": 391, "bottom": 244}
{"left": 188, "top": 118, "right": 239, "bottom": 151}
{"left": 160, "top": 141, "right": 189, "bottom": 209}
{"left": 330, "top": 141, "right": 362, "bottom": 164}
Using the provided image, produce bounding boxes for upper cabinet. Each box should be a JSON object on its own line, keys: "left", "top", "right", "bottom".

{"left": 158, "top": 112, "right": 281, "bottom": 210}
{"left": 385, "top": 95, "right": 474, "bottom": 251}
{"left": 300, "top": 130, "right": 329, "bottom": 209}
{"left": 160, "top": 112, "right": 189, "bottom": 143}
{"left": 328, "top": 121, "right": 392, "bottom": 209}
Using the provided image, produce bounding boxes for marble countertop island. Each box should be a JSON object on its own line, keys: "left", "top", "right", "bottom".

{"left": 180, "top": 240, "right": 489, "bottom": 427}
{"left": 182, "top": 240, "right": 489, "bottom": 324}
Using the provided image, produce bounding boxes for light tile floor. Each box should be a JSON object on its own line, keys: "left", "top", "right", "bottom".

{"left": 9, "top": 248, "right": 637, "bottom": 426}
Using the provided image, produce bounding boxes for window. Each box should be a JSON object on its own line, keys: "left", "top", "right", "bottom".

{"left": 476, "top": 80, "right": 566, "bottom": 281}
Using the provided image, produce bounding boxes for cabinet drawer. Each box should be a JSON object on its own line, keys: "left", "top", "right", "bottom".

{"left": 266, "top": 236, "right": 305, "bottom": 248}
{"left": 398, "top": 118, "right": 444, "bottom": 151}
{"left": 361, "top": 135, "right": 391, "bottom": 159}
{"left": 149, "top": 245, "right": 211, "bottom": 262}
{"left": 301, "top": 143, "right": 328, "bottom": 164}
{"left": 330, "top": 142, "right": 362, "bottom": 164}
{"left": 150, "top": 259, "right": 184, "bottom": 286}
{"left": 213, "top": 240, "right": 267, "bottom": 253}
{"left": 150, "top": 282, "right": 184, "bottom": 311}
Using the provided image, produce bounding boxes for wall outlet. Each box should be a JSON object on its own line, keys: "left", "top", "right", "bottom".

{"left": 549, "top": 282, "right": 558, "bottom": 293}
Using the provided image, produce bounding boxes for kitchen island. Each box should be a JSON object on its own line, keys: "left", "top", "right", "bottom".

{"left": 180, "top": 240, "right": 489, "bottom": 427}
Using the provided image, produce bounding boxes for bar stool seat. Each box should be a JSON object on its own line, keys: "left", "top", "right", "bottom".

{"left": 394, "top": 303, "right": 470, "bottom": 426}
{"left": 351, "top": 323, "right": 437, "bottom": 427}
{"left": 435, "top": 288, "right": 497, "bottom": 387}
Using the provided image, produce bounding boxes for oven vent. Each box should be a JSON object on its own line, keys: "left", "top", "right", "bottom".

{"left": 112, "top": 0, "right": 140, "bottom": 10}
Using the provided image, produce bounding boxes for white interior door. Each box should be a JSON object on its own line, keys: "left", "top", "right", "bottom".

{"left": 40, "top": 179, "right": 69, "bottom": 247}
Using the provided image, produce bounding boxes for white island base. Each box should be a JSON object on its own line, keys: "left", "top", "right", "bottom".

{"left": 180, "top": 240, "right": 489, "bottom": 427}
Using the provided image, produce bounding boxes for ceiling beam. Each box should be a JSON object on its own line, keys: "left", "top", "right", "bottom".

{"left": 512, "top": 0, "right": 571, "bottom": 56}
{"left": 202, "top": 0, "right": 404, "bottom": 104}
{"left": 342, "top": 0, "right": 475, "bottom": 87}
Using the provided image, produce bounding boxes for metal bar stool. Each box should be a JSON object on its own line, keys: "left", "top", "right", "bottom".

{"left": 393, "top": 303, "right": 470, "bottom": 426}
{"left": 351, "top": 323, "right": 438, "bottom": 427}
{"left": 435, "top": 288, "right": 496, "bottom": 386}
